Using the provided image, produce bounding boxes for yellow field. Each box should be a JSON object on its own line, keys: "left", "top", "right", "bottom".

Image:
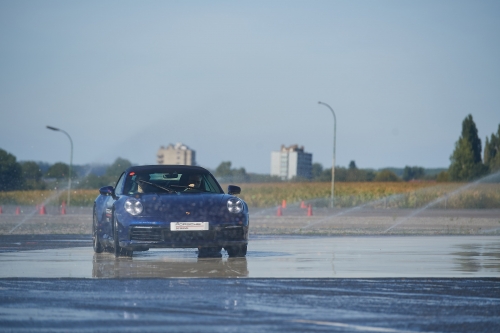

{"left": 0, "top": 189, "right": 97, "bottom": 207}
{"left": 0, "top": 182, "right": 499, "bottom": 209}
{"left": 228, "top": 182, "right": 500, "bottom": 208}
{"left": 231, "top": 182, "right": 436, "bottom": 207}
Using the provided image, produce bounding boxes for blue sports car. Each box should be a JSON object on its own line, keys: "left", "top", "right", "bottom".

{"left": 93, "top": 165, "right": 249, "bottom": 258}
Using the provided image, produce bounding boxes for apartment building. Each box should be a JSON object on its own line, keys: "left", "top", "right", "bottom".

{"left": 157, "top": 143, "right": 196, "bottom": 166}
{"left": 270, "top": 144, "right": 312, "bottom": 180}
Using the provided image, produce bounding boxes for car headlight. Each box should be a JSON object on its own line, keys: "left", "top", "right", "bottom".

{"left": 124, "top": 198, "right": 143, "bottom": 215}
{"left": 227, "top": 197, "right": 243, "bottom": 214}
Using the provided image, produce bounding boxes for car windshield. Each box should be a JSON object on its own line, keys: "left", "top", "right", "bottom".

{"left": 123, "top": 171, "right": 223, "bottom": 194}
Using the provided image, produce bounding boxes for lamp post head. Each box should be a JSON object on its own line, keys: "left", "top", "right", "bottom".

{"left": 46, "top": 126, "right": 60, "bottom": 131}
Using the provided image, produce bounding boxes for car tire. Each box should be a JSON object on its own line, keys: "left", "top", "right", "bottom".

{"left": 225, "top": 245, "right": 247, "bottom": 257}
{"left": 92, "top": 211, "right": 104, "bottom": 253}
{"left": 113, "top": 213, "right": 133, "bottom": 258}
{"left": 198, "top": 246, "right": 222, "bottom": 258}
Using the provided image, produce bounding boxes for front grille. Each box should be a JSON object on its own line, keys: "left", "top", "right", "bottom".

{"left": 130, "top": 226, "right": 243, "bottom": 243}
{"left": 130, "top": 227, "right": 163, "bottom": 241}
{"left": 163, "top": 230, "right": 212, "bottom": 242}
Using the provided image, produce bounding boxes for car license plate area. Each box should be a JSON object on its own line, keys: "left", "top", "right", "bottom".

{"left": 170, "top": 222, "right": 209, "bottom": 231}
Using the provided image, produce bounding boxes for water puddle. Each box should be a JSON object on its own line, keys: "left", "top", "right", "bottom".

{"left": 0, "top": 236, "right": 498, "bottom": 278}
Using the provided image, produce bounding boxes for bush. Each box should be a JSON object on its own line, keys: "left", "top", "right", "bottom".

{"left": 374, "top": 169, "right": 400, "bottom": 182}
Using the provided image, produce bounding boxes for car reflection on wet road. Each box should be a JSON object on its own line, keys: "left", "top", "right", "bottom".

{"left": 93, "top": 253, "right": 249, "bottom": 278}
{"left": 1, "top": 234, "right": 499, "bottom": 332}
{"left": 0, "top": 235, "right": 499, "bottom": 278}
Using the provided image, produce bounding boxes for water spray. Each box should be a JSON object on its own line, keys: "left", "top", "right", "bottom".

{"left": 7, "top": 165, "right": 98, "bottom": 235}
{"left": 383, "top": 171, "right": 500, "bottom": 233}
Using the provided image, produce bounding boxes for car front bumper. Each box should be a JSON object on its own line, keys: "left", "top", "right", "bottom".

{"left": 119, "top": 223, "right": 249, "bottom": 249}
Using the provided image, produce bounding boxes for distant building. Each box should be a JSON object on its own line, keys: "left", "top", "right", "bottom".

{"left": 157, "top": 143, "right": 196, "bottom": 166}
{"left": 271, "top": 144, "right": 312, "bottom": 180}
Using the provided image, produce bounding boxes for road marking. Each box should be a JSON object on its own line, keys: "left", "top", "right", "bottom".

{"left": 292, "top": 319, "right": 425, "bottom": 333}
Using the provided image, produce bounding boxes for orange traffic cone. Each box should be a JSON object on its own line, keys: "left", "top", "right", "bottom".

{"left": 15, "top": 207, "right": 21, "bottom": 215}
{"left": 277, "top": 206, "right": 282, "bottom": 216}
{"left": 281, "top": 199, "right": 286, "bottom": 209}
{"left": 300, "top": 201, "right": 306, "bottom": 209}
{"left": 61, "top": 201, "right": 66, "bottom": 215}
{"left": 39, "top": 205, "right": 46, "bottom": 215}
{"left": 307, "top": 204, "right": 313, "bottom": 216}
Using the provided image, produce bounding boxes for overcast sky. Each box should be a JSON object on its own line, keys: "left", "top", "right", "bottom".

{"left": 1, "top": 0, "right": 499, "bottom": 173}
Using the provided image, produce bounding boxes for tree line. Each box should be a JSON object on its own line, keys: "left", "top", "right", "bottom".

{"left": 311, "top": 115, "right": 499, "bottom": 183}
{"left": 212, "top": 114, "right": 500, "bottom": 184}
{"left": 310, "top": 162, "right": 429, "bottom": 182}
{"left": 446, "top": 115, "right": 500, "bottom": 181}
{"left": 0, "top": 114, "right": 498, "bottom": 191}
{"left": 0, "top": 152, "right": 133, "bottom": 191}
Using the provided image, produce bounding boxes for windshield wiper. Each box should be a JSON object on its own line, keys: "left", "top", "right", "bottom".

{"left": 168, "top": 185, "right": 211, "bottom": 193}
{"left": 138, "top": 180, "right": 177, "bottom": 193}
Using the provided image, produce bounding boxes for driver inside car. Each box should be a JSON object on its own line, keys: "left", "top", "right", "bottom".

{"left": 187, "top": 174, "right": 203, "bottom": 189}
{"left": 135, "top": 174, "right": 154, "bottom": 193}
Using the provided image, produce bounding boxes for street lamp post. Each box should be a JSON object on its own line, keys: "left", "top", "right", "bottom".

{"left": 318, "top": 101, "right": 336, "bottom": 208}
{"left": 46, "top": 126, "right": 73, "bottom": 206}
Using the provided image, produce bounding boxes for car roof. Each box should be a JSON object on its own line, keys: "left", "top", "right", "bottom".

{"left": 125, "top": 165, "right": 211, "bottom": 174}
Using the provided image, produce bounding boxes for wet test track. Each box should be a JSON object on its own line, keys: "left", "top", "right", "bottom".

{"left": 0, "top": 234, "right": 499, "bottom": 332}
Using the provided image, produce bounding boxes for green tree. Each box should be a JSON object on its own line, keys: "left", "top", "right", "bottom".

{"left": 374, "top": 169, "right": 400, "bottom": 182}
{"left": 105, "top": 158, "right": 133, "bottom": 179}
{"left": 462, "top": 115, "right": 482, "bottom": 164}
{"left": 449, "top": 115, "right": 488, "bottom": 181}
{"left": 333, "top": 161, "right": 374, "bottom": 182}
{"left": 215, "top": 161, "right": 233, "bottom": 178}
{"left": 77, "top": 158, "right": 133, "bottom": 189}
{"left": 436, "top": 171, "right": 449, "bottom": 182}
{"left": 315, "top": 166, "right": 332, "bottom": 181}
{"left": 402, "top": 166, "right": 425, "bottom": 181}
{"left": 0, "top": 148, "right": 23, "bottom": 191}
{"left": 231, "top": 167, "right": 248, "bottom": 182}
{"left": 318, "top": 167, "right": 332, "bottom": 181}
{"left": 345, "top": 161, "right": 364, "bottom": 181}
{"left": 312, "top": 163, "right": 324, "bottom": 180}
{"left": 214, "top": 161, "right": 249, "bottom": 182}
{"left": 484, "top": 125, "right": 500, "bottom": 172}
{"left": 484, "top": 136, "right": 491, "bottom": 166}
{"left": 449, "top": 138, "right": 475, "bottom": 181}
{"left": 244, "top": 173, "right": 282, "bottom": 183}
{"left": 77, "top": 174, "right": 112, "bottom": 189}
{"left": 21, "top": 161, "right": 46, "bottom": 190}
{"left": 335, "top": 167, "right": 347, "bottom": 181}
{"left": 45, "top": 162, "right": 70, "bottom": 179}
{"left": 363, "top": 170, "right": 376, "bottom": 181}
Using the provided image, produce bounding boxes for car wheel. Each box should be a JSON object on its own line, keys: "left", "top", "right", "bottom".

{"left": 113, "top": 213, "right": 133, "bottom": 258}
{"left": 225, "top": 245, "right": 247, "bottom": 257}
{"left": 198, "top": 246, "right": 222, "bottom": 258}
{"left": 92, "top": 211, "right": 104, "bottom": 253}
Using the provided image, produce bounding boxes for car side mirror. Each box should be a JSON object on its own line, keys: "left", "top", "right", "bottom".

{"left": 227, "top": 185, "right": 241, "bottom": 195}
{"left": 99, "top": 186, "right": 115, "bottom": 197}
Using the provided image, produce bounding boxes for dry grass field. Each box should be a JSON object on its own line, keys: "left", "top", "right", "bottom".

{"left": 231, "top": 182, "right": 500, "bottom": 209}
{"left": 0, "top": 182, "right": 499, "bottom": 209}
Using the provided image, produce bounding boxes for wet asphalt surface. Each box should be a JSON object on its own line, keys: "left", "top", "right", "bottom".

{"left": 0, "top": 234, "right": 499, "bottom": 332}
{"left": 0, "top": 234, "right": 91, "bottom": 252}
{"left": 1, "top": 278, "right": 499, "bottom": 332}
